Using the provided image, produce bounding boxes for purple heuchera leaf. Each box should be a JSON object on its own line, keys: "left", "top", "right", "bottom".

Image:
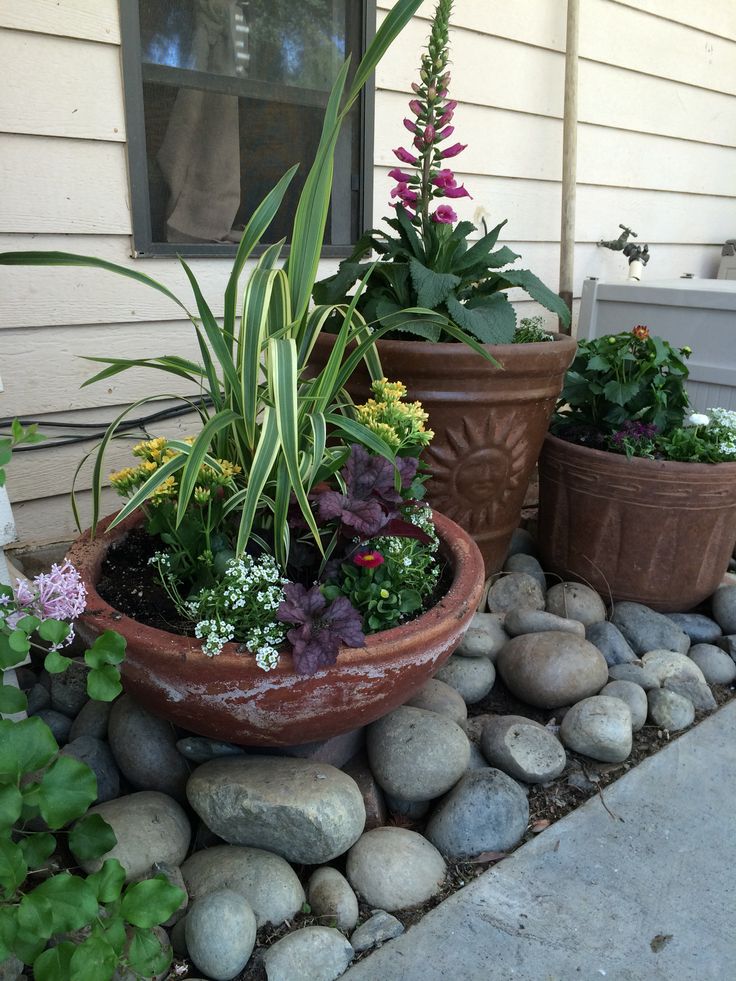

{"left": 277, "top": 583, "right": 365, "bottom": 675}
{"left": 317, "top": 492, "right": 387, "bottom": 536}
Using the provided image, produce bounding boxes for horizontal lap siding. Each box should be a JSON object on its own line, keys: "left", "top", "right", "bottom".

{"left": 3, "top": 0, "right": 736, "bottom": 545}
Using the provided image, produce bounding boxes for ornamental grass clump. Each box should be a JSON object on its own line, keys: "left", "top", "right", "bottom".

{"left": 314, "top": 0, "right": 571, "bottom": 343}
{"left": 552, "top": 326, "right": 736, "bottom": 462}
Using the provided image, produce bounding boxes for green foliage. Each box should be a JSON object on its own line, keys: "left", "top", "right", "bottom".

{"left": 0, "top": 420, "right": 44, "bottom": 489}
{"left": 552, "top": 328, "right": 691, "bottom": 439}
{"left": 314, "top": 212, "right": 570, "bottom": 345}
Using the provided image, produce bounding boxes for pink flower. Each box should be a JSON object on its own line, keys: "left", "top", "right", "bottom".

{"left": 423, "top": 124, "right": 436, "bottom": 144}
{"left": 354, "top": 550, "right": 385, "bottom": 569}
{"left": 440, "top": 142, "right": 467, "bottom": 159}
{"left": 403, "top": 117, "right": 418, "bottom": 134}
{"left": 398, "top": 186, "right": 419, "bottom": 205}
{"left": 393, "top": 147, "right": 418, "bottom": 165}
{"left": 444, "top": 184, "right": 471, "bottom": 199}
{"left": 437, "top": 125, "right": 455, "bottom": 141}
{"left": 442, "top": 99, "right": 458, "bottom": 114}
{"left": 411, "top": 82, "right": 422, "bottom": 94}
{"left": 436, "top": 109, "right": 454, "bottom": 128}
{"left": 390, "top": 181, "right": 410, "bottom": 198}
{"left": 388, "top": 168, "right": 414, "bottom": 182}
{"left": 432, "top": 205, "right": 457, "bottom": 223}
{"left": 8, "top": 560, "right": 87, "bottom": 648}
{"left": 413, "top": 135, "right": 425, "bottom": 151}
{"left": 432, "top": 169, "right": 458, "bottom": 190}
{"left": 408, "top": 99, "right": 423, "bottom": 117}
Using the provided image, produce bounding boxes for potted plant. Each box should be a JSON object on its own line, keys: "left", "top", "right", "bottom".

{"left": 538, "top": 326, "right": 736, "bottom": 611}
{"left": 1, "top": 0, "right": 484, "bottom": 747}
{"left": 311, "top": 0, "right": 576, "bottom": 574}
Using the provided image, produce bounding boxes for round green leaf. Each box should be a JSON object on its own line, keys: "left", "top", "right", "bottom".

{"left": 19, "top": 831, "right": 56, "bottom": 869}
{"left": 0, "top": 838, "right": 27, "bottom": 897}
{"left": 69, "top": 933, "right": 117, "bottom": 981}
{"left": 125, "top": 925, "right": 171, "bottom": 978}
{"left": 84, "top": 631, "right": 126, "bottom": 669}
{"left": 38, "top": 756, "right": 97, "bottom": 829}
{"left": 120, "top": 875, "right": 185, "bottom": 928}
{"left": 0, "top": 634, "right": 25, "bottom": 670}
{"left": 86, "top": 858, "right": 125, "bottom": 904}
{"left": 18, "top": 890, "right": 55, "bottom": 939}
{"left": 100, "top": 915, "right": 126, "bottom": 956}
{"left": 86, "top": 664, "right": 122, "bottom": 702}
{"left": 0, "top": 684, "right": 27, "bottom": 716}
{"left": 15, "top": 614, "right": 41, "bottom": 634}
{"left": 69, "top": 813, "right": 117, "bottom": 863}
{"left": 37, "top": 619, "right": 71, "bottom": 646}
{"left": 44, "top": 650, "right": 73, "bottom": 675}
{"left": 27, "top": 873, "right": 98, "bottom": 934}
{"left": 33, "top": 940, "right": 75, "bottom": 981}
{"left": 0, "top": 905, "right": 18, "bottom": 963}
{"left": 12, "top": 928, "right": 46, "bottom": 967}
{"left": 0, "top": 716, "right": 58, "bottom": 782}
{"left": 0, "top": 783, "right": 22, "bottom": 830}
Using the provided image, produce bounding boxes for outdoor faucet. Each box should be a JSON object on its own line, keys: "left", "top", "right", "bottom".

{"left": 598, "top": 224, "right": 650, "bottom": 281}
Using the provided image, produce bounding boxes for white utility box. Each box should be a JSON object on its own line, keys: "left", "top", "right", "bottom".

{"left": 578, "top": 277, "right": 736, "bottom": 413}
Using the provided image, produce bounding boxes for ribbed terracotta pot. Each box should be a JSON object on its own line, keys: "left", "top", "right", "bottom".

{"left": 311, "top": 333, "right": 576, "bottom": 575}
{"left": 538, "top": 433, "right": 736, "bottom": 612}
{"left": 67, "top": 509, "right": 484, "bottom": 747}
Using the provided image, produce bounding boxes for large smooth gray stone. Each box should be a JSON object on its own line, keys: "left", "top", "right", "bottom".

{"left": 187, "top": 756, "right": 365, "bottom": 864}
{"left": 350, "top": 910, "right": 404, "bottom": 952}
{"left": 308, "top": 867, "right": 359, "bottom": 932}
{"left": 600, "top": 681, "right": 648, "bottom": 731}
{"left": 665, "top": 613, "right": 722, "bottom": 646}
{"left": 648, "top": 689, "right": 695, "bottom": 731}
{"left": 505, "top": 609, "right": 585, "bottom": 638}
{"left": 185, "top": 889, "right": 256, "bottom": 981}
{"left": 487, "top": 573, "right": 545, "bottom": 615}
{"left": 405, "top": 678, "right": 468, "bottom": 725}
{"left": 712, "top": 586, "right": 736, "bottom": 634}
{"left": 560, "top": 696, "right": 632, "bottom": 763}
{"left": 49, "top": 659, "right": 89, "bottom": 717}
{"left": 434, "top": 655, "right": 496, "bottom": 704}
{"left": 612, "top": 603, "right": 690, "bottom": 656}
{"left": 108, "top": 695, "right": 190, "bottom": 800}
{"left": 346, "top": 828, "right": 446, "bottom": 912}
{"left": 586, "top": 621, "right": 638, "bottom": 666}
{"left": 480, "top": 716, "right": 566, "bottom": 783}
{"left": 688, "top": 644, "right": 736, "bottom": 685}
{"left": 503, "top": 553, "right": 547, "bottom": 591}
{"left": 456, "top": 612, "right": 509, "bottom": 661}
{"left": 263, "top": 927, "right": 354, "bottom": 981}
{"left": 69, "top": 698, "right": 112, "bottom": 741}
{"left": 546, "top": 582, "right": 606, "bottom": 626}
{"left": 497, "top": 632, "right": 608, "bottom": 709}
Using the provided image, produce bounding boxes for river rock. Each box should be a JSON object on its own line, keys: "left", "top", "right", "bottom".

{"left": 607, "top": 663, "right": 660, "bottom": 690}
{"left": 648, "top": 688, "right": 695, "bottom": 731}
{"left": 405, "top": 678, "right": 468, "bottom": 725}
{"left": 185, "top": 889, "right": 256, "bottom": 981}
{"left": 187, "top": 757, "right": 365, "bottom": 864}
{"left": 350, "top": 910, "right": 404, "bottom": 952}
{"left": 181, "top": 845, "right": 304, "bottom": 927}
{"left": 308, "top": 867, "right": 359, "bottom": 932}
{"left": 496, "top": 632, "right": 608, "bottom": 709}
{"left": 367, "top": 705, "right": 470, "bottom": 801}
{"left": 425, "top": 768, "right": 529, "bottom": 859}
{"left": 434, "top": 655, "right": 496, "bottom": 704}
{"left": 506, "top": 527, "right": 538, "bottom": 558}
{"left": 34, "top": 708, "right": 72, "bottom": 744}
{"left": 384, "top": 794, "right": 431, "bottom": 819}
{"left": 641, "top": 650, "right": 707, "bottom": 686}
{"left": 456, "top": 612, "right": 508, "bottom": 661}
{"left": 612, "top": 603, "right": 690, "bottom": 656}
{"left": 687, "top": 643, "right": 736, "bottom": 685}
{"left": 176, "top": 737, "right": 245, "bottom": 764}
{"left": 560, "top": 696, "right": 632, "bottom": 763}
{"left": 600, "top": 681, "right": 648, "bottom": 731}
{"left": 341, "top": 753, "right": 387, "bottom": 831}
{"left": 480, "top": 716, "right": 566, "bottom": 783}
{"left": 586, "top": 621, "right": 638, "bottom": 666}
{"left": 487, "top": 573, "right": 545, "bottom": 615}
{"left": 69, "top": 698, "right": 112, "bottom": 741}
{"left": 467, "top": 743, "right": 490, "bottom": 771}
{"left": 263, "top": 927, "right": 353, "bottom": 981}
{"left": 712, "top": 585, "right": 736, "bottom": 634}
{"left": 60, "top": 735, "right": 120, "bottom": 802}
{"left": 346, "top": 828, "right": 446, "bottom": 911}
{"left": 546, "top": 582, "right": 606, "bottom": 626}
{"left": 503, "top": 553, "right": 547, "bottom": 590}
{"left": 49, "top": 659, "right": 89, "bottom": 718}
{"left": 662, "top": 676, "right": 717, "bottom": 712}
{"left": 79, "top": 791, "right": 191, "bottom": 880}
{"left": 665, "top": 613, "right": 722, "bottom": 645}
{"left": 504, "top": 609, "right": 585, "bottom": 638}
{"left": 26, "top": 683, "right": 50, "bottom": 715}
{"left": 718, "top": 635, "right": 736, "bottom": 662}
{"left": 108, "top": 695, "right": 190, "bottom": 800}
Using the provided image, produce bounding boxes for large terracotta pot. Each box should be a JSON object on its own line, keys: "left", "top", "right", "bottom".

{"left": 538, "top": 433, "right": 736, "bottom": 612}
{"left": 67, "top": 509, "right": 484, "bottom": 747}
{"left": 311, "top": 333, "right": 576, "bottom": 575}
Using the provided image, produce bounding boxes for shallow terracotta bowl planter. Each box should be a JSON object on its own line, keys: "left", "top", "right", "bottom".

{"left": 67, "top": 510, "right": 484, "bottom": 747}
{"left": 538, "top": 433, "right": 736, "bottom": 612}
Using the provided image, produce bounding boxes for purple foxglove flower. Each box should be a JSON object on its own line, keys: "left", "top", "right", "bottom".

{"left": 403, "top": 117, "right": 418, "bottom": 134}
{"left": 427, "top": 86, "right": 437, "bottom": 100}
{"left": 411, "top": 82, "right": 422, "bottom": 94}
{"left": 438, "top": 88, "right": 448, "bottom": 99}
{"left": 393, "top": 147, "right": 418, "bottom": 165}
{"left": 388, "top": 168, "right": 414, "bottom": 182}
{"left": 436, "top": 109, "right": 454, "bottom": 127}
{"left": 442, "top": 99, "right": 458, "bottom": 114}
{"left": 437, "top": 125, "right": 455, "bottom": 140}
{"left": 398, "top": 186, "right": 419, "bottom": 204}
{"left": 390, "top": 181, "right": 410, "bottom": 198}
{"left": 408, "top": 99, "right": 423, "bottom": 116}
{"left": 423, "top": 124, "right": 436, "bottom": 144}
{"left": 444, "top": 184, "right": 471, "bottom": 199}
{"left": 440, "top": 142, "right": 467, "bottom": 159}
{"left": 432, "top": 168, "right": 458, "bottom": 190}
{"left": 432, "top": 204, "right": 458, "bottom": 223}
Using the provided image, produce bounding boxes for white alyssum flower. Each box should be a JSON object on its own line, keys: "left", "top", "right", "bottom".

{"left": 686, "top": 412, "right": 710, "bottom": 427}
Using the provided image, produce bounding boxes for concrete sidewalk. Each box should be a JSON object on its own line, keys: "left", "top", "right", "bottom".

{"left": 344, "top": 701, "right": 736, "bottom": 981}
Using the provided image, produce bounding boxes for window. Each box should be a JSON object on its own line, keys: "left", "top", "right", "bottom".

{"left": 121, "top": 0, "right": 374, "bottom": 257}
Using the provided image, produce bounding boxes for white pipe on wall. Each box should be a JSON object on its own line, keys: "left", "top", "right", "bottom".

{"left": 559, "top": 0, "right": 580, "bottom": 332}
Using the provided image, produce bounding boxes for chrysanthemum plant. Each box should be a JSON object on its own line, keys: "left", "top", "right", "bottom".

{"left": 551, "top": 326, "right": 736, "bottom": 462}
{"left": 0, "top": 0, "right": 452, "bottom": 674}
{"left": 314, "top": 0, "right": 571, "bottom": 343}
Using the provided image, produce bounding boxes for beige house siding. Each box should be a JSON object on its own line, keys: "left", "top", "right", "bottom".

{"left": 1, "top": 0, "right": 735, "bottom": 544}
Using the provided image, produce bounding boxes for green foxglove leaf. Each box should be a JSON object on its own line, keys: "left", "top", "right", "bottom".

{"left": 69, "top": 813, "right": 117, "bottom": 862}
{"left": 38, "top": 756, "right": 97, "bottom": 829}
{"left": 33, "top": 940, "right": 75, "bottom": 981}
{"left": 87, "top": 859, "right": 126, "bottom": 904}
{"left": 446, "top": 292, "right": 516, "bottom": 345}
{"left": 497, "top": 268, "right": 571, "bottom": 325}
{"left": 409, "top": 258, "right": 460, "bottom": 309}
{"left": 0, "top": 717, "right": 58, "bottom": 783}
{"left": 120, "top": 875, "right": 186, "bottom": 928}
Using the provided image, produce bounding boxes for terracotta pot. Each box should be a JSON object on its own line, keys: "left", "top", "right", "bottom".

{"left": 311, "top": 333, "right": 576, "bottom": 575}
{"left": 538, "top": 433, "right": 736, "bottom": 612}
{"left": 66, "top": 509, "right": 484, "bottom": 747}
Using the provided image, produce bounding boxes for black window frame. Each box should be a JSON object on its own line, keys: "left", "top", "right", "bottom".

{"left": 119, "top": 0, "right": 376, "bottom": 258}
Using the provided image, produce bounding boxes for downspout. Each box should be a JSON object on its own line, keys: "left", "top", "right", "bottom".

{"left": 558, "top": 0, "right": 580, "bottom": 334}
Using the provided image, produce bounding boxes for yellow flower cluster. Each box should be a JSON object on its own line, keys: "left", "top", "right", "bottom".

{"left": 109, "top": 437, "right": 241, "bottom": 507}
{"left": 355, "top": 378, "right": 433, "bottom": 452}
